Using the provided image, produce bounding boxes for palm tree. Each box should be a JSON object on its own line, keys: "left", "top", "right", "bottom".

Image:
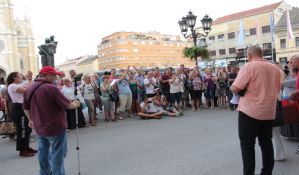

{"left": 183, "top": 46, "right": 209, "bottom": 65}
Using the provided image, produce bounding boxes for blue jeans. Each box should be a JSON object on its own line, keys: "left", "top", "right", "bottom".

{"left": 37, "top": 131, "right": 68, "bottom": 175}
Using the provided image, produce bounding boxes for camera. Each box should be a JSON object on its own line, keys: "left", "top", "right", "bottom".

{"left": 74, "top": 73, "right": 83, "bottom": 82}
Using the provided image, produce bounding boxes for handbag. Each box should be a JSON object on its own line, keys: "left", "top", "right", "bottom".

{"left": 281, "top": 99, "right": 299, "bottom": 124}
{"left": 109, "top": 88, "right": 119, "bottom": 102}
{"left": 200, "top": 82, "right": 207, "bottom": 91}
{"left": 0, "top": 121, "right": 16, "bottom": 135}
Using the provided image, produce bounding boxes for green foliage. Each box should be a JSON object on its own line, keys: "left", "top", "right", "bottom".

{"left": 183, "top": 46, "right": 209, "bottom": 61}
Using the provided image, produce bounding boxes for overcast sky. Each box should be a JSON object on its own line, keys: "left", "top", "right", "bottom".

{"left": 12, "top": 0, "right": 299, "bottom": 65}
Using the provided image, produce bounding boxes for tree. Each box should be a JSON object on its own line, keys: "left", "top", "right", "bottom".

{"left": 183, "top": 46, "right": 209, "bottom": 65}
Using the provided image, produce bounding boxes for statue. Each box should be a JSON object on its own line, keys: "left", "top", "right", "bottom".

{"left": 38, "top": 35, "right": 58, "bottom": 67}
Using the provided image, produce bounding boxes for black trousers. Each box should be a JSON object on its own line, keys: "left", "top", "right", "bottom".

{"left": 12, "top": 103, "right": 31, "bottom": 152}
{"left": 238, "top": 111, "right": 274, "bottom": 175}
{"left": 66, "top": 106, "right": 87, "bottom": 129}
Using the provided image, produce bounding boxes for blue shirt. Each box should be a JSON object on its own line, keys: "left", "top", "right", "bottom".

{"left": 117, "top": 79, "right": 132, "bottom": 95}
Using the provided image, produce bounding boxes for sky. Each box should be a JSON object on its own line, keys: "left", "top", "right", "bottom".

{"left": 12, "top": 0, "right": 299, "bottom": 65}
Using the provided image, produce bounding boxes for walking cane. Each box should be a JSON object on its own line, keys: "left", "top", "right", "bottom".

{"left": 73, "top": 75, "right": 82, "bottom": 174}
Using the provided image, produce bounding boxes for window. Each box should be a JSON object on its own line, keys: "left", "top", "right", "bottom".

{"left": 280, "top": 39, "right": 286, "bottom": 49}
{"left": 133, "top": 48, "right": 139, "bottom": 52}
{"left": 250, "top": 28, "right": 256, "bottom": 35}
{"left": 227, "top": 32, "right": 235, "bottom": 39}
{"left": 296, "top": 37, "right": 299, "bottom": 47}
{"left": 262, "top": 25, "right": 270, "bottom": 33}
{"left": 263, "top": 43, "right": 272, "bottom": 52}
{"left": 209, "top": 36, "right": 215, "bottom": 41}
{"left": 229, "top": 48, "right": 236, "bottom": 54}
{"left": 219, "top": 49, "right": 226, "bottom": 55}
{"left": 218, "top": 34, "right": 224, "bottom": 40}
{"left": 209, "top": 50, "right": 216, "bottom": 56}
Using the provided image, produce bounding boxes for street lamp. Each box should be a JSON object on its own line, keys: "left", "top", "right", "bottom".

{"left": 178, "top": 11, "right": 213, "bottom": 65}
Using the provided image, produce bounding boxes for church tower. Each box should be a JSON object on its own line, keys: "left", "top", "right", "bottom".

{"left": 0, "top": 0, "right": 37, "bottom": 77}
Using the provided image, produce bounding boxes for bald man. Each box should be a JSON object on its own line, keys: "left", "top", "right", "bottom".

{"left": 230, "top": 45, "right": 281, "bottom": 175}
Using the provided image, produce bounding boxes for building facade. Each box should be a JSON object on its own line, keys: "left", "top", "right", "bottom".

{"left": 76, "top": 55, "right": 98, "bottom": 74}
{"left": 0, "top": 0, "right": 37, "bottom": 77}
{"left": 196, "top": 1, "right": 292, "bottom": 65}
{"left": 56, "top": 55, "right": 99, "bottom": 75}
{"left": 97, "top": 31, "right": 194, "bottom": 70}
{"left": 275, "top": 7, "right": 299, "bottom": 64}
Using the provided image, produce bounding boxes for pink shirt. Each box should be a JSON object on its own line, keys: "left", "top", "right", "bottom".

{"left": 232, "top": 59, "right": 281, "bottom": 120}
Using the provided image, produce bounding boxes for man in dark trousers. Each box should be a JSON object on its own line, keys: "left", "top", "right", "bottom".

{"left": 24, "top": 66, "right": 80, "bottom": 175}
{"left": 230, "top": 45, "right": 281, "bottom": 175}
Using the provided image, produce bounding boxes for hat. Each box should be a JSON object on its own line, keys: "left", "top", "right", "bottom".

{"left": 39, "top": 66, "right": 62, "bottom": 76}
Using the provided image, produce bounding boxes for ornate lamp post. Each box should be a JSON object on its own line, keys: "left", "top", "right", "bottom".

{"left": 178, "top": 11, "right": 213, "bottom": 65}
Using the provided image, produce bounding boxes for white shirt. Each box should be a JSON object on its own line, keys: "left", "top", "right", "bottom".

{"left": 140, "top": 100, "right": 159, "bottom": 113}
{"left": 61, "top": 86, "right": 85, "bottom": 104}
{"left": 81, "top": 83, "right": 95, "bottom": 100}
{"left": 8, "top": 83, "right": 24, "bottom": 103}
{"left": 144, "top": 77, "right": 156, "bottom": 94}
{"left": 169, "top": 77, "right": 181, "bottom": 93}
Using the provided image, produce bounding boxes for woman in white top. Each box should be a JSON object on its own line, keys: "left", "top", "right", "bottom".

{"left": 144, "top": 71, "right": 157, "bottom": 98}
{"left": 79, "top": 74, "right": 97, "bottom": 126}
{"left": 7, "top": 72, "right": 36, "bottom": 157}
{"left": 61, "top": 77, "right": 87, "bottom": 129}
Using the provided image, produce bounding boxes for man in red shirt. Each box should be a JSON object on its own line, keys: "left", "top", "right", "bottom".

{"left": 24, "top": 66, "right": 80, "bottom": 175}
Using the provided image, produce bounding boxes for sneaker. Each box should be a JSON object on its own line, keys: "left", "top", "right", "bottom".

{"left": 128, "top": 115, "right": 134, "bottom": 118}
{"left": 118, "top": 116, "right": 124, "bottom": 120}
{"left": 296, "top": 148, "right": 299, "bottom": 154}
{"left": 19, "top": 150, "right": 35, "bottom": 157}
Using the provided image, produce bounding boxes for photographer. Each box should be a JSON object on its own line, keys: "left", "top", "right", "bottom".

{"left": 169, "top": 69, "right": 183, "bottom": 114}
{"left": 138, "top": 96, "right": 163, "bottom": 119}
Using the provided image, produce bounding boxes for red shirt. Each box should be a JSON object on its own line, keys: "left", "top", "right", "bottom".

{"left": 24, "top": 79, "right": 70, "bottom": 136}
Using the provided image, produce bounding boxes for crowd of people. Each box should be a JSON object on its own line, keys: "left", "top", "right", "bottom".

{"left": 0, "top": 45, "right": 299, "bottom": 175}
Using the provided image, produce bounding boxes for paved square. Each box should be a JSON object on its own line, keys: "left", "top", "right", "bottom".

{"left": 1, "top": 110, "right": 298, "bottom": 175}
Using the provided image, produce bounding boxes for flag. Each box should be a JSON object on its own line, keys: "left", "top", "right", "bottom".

{"left": 269, "top": 14, "right": 275, "bottom": 42}
{"left": 237, "top": 20, "right": 245, "bottom": 47}
{"left": 256, "top": 18, "right": 260, "bottom": 38}
{"left": 286, "top": 10, "right": 294, "bottom": 39}
{"left": 255, "top": 18, "right": 260, "bottom": 44}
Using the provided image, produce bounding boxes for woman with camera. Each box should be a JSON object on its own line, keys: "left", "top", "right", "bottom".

{"left": 100, "top": 75, "right": 116, "bottom": 122}
{"left": 7, "top": 72, "right": 37, "bottom": 157}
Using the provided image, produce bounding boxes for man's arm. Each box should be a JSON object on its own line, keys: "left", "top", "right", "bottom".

{"left": 230, "top": 85, "right": 242, "bottom": 94}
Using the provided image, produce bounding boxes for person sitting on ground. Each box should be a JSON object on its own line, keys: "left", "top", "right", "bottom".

{"left": 152, "top": 92, "right": 180, "bottom": 117}
{"left": 160, "top": 95, "right": 181, "bottom": 116}
{"left": 138, "top": 97, "right": 164, "bottom": 119}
